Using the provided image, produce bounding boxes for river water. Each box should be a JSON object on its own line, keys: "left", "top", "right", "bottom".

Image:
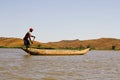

{"left": 0, "top": 48, "right": 120, "bottom": 80}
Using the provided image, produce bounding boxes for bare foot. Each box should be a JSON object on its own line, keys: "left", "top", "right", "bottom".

{"left": 26, "top": 53, "right": 31, "bottom": 56}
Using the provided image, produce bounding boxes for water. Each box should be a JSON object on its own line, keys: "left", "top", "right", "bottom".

{"left": 0, "top": 48, "right": 120, "bottom": 80}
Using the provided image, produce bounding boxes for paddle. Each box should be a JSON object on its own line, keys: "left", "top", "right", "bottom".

{"left": 31, "top": 36, "right": 35, "bottom": 45}
{"left": 26, "top": 37, "right": 35, "bottom": 56}
{"left": 29, "top": 36, "right": 35, "bottom": 49}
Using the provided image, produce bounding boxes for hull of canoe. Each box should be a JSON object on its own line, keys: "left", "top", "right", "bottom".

{"left": 22, "top": 48, "right": 90, "bottom": 55}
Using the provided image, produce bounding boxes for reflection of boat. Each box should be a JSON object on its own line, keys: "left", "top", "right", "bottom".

{"left": 22, "top": 48, "right": 90, "bottom": 55}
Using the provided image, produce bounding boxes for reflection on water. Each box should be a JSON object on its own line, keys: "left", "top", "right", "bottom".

{"left": 0, "top": 48, "right": 120, "bottom": 80}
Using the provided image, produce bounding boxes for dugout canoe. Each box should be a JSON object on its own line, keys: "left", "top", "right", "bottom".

{"left": 22, "top": 48, "right": 90, "bottom": 55}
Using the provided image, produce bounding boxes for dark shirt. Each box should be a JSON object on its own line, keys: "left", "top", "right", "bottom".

{"left": 24, "top": 32, "right": 31, "bottom": 40}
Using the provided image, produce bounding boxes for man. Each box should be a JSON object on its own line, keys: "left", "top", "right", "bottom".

{"left": 23, "top": 28, "right": 35, "bottom": 50}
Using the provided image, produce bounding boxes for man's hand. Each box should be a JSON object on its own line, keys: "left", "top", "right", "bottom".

{"left": 31, "top": 41, "right": 33, "bottom": 44}
{"left": 33, "top": 36, "right": 35, "bottom": 39}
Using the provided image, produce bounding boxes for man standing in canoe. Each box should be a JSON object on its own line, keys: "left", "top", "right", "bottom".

{"left": 23, "top": 28, "right": 35, "bottom": 50}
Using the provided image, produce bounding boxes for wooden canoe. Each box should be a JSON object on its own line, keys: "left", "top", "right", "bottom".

{"left": 22, "top": 48, "right": 90, "bottom": 55}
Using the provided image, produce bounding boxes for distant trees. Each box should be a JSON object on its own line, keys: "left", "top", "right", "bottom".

{"left": 36, "top": 44, "right": 118, "bottom": 50}
{"left": 64, "top": 45, "right": 89, "bottom": 50}
{"left": 112, "top": 45, "right": 115, "bottom": 50}
{"left": 37, "top": 44, "right": 41, "bottom": 49}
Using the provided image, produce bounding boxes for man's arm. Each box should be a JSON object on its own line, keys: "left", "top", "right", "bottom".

{"left": 31, "top": 35, "right": 35, "bottom": 39}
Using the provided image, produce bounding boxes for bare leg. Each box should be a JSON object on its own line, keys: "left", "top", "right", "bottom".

{"left": 26, "top": 46, "right": 31, "bottom": 56}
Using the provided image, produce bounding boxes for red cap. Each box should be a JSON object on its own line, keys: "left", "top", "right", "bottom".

{"left": 29, "top": 28, "right": 33, "bottom": 32}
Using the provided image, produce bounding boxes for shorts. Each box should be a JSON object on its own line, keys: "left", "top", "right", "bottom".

{"left": 24, "top": 39, "right": 30, "bottom": 48}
